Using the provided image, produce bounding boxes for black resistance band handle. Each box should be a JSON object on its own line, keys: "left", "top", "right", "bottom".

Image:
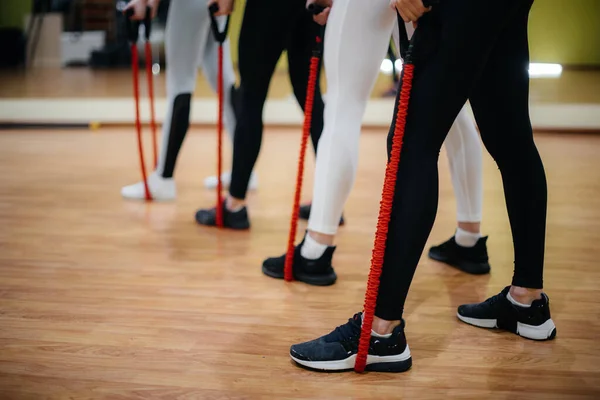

{"left": 143, "top": 6, "right": 152, "bottom": 41}
{"left": 124, "top": 8, "right": 140, "bottom": 43}
{"left": 396, "top": 0, "right": 439, "bottom": 62}
{"left": 208, "top": 3, "right": 231, "bottom": 44}
{"left": 307, "top": 3, "right": 326, "bottom": 15}
{"left": 123, "top": 7, "right": 152, "bottom": 42}
{"left": 397, "top": 14, "right": 410, "bottom": 62}
{"left": 306, "top": 3, "right": 326, "bottom": 57}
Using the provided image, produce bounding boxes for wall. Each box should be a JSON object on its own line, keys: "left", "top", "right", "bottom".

{"left": 529, "top": 0, "right": 600, "bottom": 65}
{"left": 1, "top": 0, "right": 598, "bottom": 67}
{"left": 0, "top": 0, "right": 31, "bottom": 29}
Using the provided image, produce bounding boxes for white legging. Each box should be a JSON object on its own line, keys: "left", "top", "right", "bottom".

{"left": 156, "top": 0, "right": 237, "bottom": 176}
{"left": 308, "top": 0, "right": 483, "bottom": 235}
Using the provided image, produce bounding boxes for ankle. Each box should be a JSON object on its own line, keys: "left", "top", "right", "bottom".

{"left": 300, "top": 232, "right": 329, "bottom": 260}
{"left": 307, "top": 230, "right": 334, "bottom": 246}
{"left": 226, "top": 196, "right": 245, "bottom": 211}
{"left": 509, "top": 286, "right": 542, "bottom": 305}
{"left": 371, "top": 316, "right": 401, "bottom": 336}
{"left": 455, "top": 225, "right": 482, "bottom": 247}
{"left": 457, "top": 222, "right": 480, "bottom": 234}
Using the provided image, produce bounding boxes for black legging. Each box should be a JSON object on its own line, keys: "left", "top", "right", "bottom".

{"left": 388, "top": 41, "right": 399, "bottom": 84}
{"left": 375, "top": 0, "right": 546, "bottom": 321}
{"left": 229, "top": 0, "right": 325, "bottom": 199}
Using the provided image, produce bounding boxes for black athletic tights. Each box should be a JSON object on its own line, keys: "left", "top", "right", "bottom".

{"left": 375, "top": 0, "right": 546, "bottom": 321}
{"left": 229, "top": 0, "right": 325, "bottom": 199}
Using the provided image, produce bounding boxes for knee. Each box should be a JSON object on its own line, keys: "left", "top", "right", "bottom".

{"left": 167, "top": 73, "right": 196, "bottom": 96}
{"left": 487, "top": 137, "right": 539, "bottom": 170}
{"left": 387, "top": 129, "right": 440, "bottom": 163}
{"left": 482, "top": 127, "right": 529, "bottom": 155}
{"left": 238, "top": 85, "right": 265, "bottom": 110}
{"left": 293, "top": 82, "right": 323, "bottom": 108}
{"left": 311, "top": 94, "right": 325, "bottom": 115}
{"left": 292, "top": 86, "right": 308, "bottom": 109}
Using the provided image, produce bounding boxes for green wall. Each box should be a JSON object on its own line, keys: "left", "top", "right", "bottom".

{"left": 1, "top": 0, "right": 599, "bottom": 66}
{"left": 529, "top": 0, "right": 600, "bottom": 65}
{"left": 0, "top": 0, "right": 31, "bottom": 29}
{"left": 231, "top": 0, "right": 600, "bottom": 68}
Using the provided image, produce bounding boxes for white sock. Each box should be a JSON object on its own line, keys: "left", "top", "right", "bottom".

{"left": 455, "top": 227, "right": 482, "bottom": 247}
{"left": 371, "top": 330, "right": 392, "bottom": 339}
{"left": 360, "top": 313, "right": 393, "bottom": 338}
{"left": 300, "top": 233, "right": 328, "bottom": 260}
{"left": 507, "top": 292, "right": 532, "bottom": 308}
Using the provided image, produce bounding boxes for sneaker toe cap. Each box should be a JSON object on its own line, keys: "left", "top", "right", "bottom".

{"left": 263, "top": 254, "right": 285, "bottom": 268}
{"left": 203, "top": 176, "right": 218, "bottom": 189}
{"left": 457, "top": 303, "right": 483, "bottom": 319}
{"left": 457, "top": 304, "right": 469, "bottom": 316}
{"left": 121, "top": 183, "right": 144, "bottom": 199}
{"left": 261, "top": 254, "right": 285, "bottom": 278}
{"left": 290, "top": 339, "right": 347, "bottom": 362}
{"left": 195, "top": 208, "right": 216, "bottom": 225}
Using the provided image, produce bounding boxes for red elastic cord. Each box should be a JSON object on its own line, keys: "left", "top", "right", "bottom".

{"left": 284, "top": 53, "right": 320, "bottom": 281}
{"left": 354, "top": 63, "right": 415, "bottom": 373}
{"left": 215, "top": 44, "right": 224, "bottom": 228}
{"left": 145, "top": 41, "right": 158, "bottom": 169}
{"left": 132, "top": 44, "right": 151, "bottom": 201}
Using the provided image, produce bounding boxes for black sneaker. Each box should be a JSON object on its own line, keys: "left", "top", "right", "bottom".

{"left": 298, "top": 203, "right": 345, "bottom": 226}
{"left": 428, "top": 235, "right": 490, "bottom": 274}
{"left": 262, "top": 238, "right": 337, "bottom": 286}
{"left": 457, "top": 286, "right": 557, "bottom": 341}
{"left": 194, "top": 202, "right": 250, "bottom": 230}
{"left": 290, "top": 313, "right": 412, "bottom": 372}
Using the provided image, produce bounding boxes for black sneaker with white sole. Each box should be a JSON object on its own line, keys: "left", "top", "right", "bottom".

{"left": 299, "top": 203, "right": 345, "bottom": 226}
{"left": 262, "top": 238, "right": 337, "bottom": 286}
{"left": 457, "top": 286, "right": 557, "bottom": 341}
{"left": 194, "top": 202, "right": 250, "bottom": 230}
{"left": 428, "top": 235, "right": 490, "bottom": 275}
{"left": 290, "top": 313, "right": 412, "bottom": 372}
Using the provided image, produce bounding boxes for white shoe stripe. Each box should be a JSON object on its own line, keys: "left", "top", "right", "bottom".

{"left": 517, "top": 319, "right": 556, "bottom": 340}
{"left": 456, "top": 312, "right": 497, "bottom": 328}
{"left": 457, "top": 312, "right": 556, "bottom": 340}
{"left": 291, "top": 345, "right": 411, "bottom": 371}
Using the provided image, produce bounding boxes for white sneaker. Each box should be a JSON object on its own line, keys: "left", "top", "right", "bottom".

{"left": 203, "top": 171, "right": 258, "bottom": 191}
{"left": 121, "top": 171, "right": 176, "bottom": 201}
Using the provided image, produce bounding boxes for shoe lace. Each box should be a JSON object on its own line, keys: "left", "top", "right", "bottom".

{"left": 484, "top": 293, "right": 502, "bottom": 306}
{"left": 330, "top": 313, "right": 362, "bottom": 342}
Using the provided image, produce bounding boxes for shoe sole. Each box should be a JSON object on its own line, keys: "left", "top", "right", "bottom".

{"left": 261, "top": 265, "right": 337, "bottom": 286}
{"left": 194, "top": 217, "right": 250, "bottom": 230}
{"left": 456, "top": 312, "right": 557, "bottom": 341}
{"left": 121, "top": 189, "right": 176, "bottom": 202}
{"left": 290, "top": 346, "right": 412, "bottom": 373}
{"left": 197, "top": 222, "right": 250, "bottom": 230}
{"left": 428, "top": 250, "right": 490, "bottom": 275}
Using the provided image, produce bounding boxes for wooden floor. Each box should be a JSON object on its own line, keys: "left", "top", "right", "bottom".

{"left": 1, "top": 128, "right": 600, "bottom": 399}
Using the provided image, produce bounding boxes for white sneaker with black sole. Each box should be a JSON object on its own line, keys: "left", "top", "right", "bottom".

{"left": 121, "top": 172, "right": 176, "bottom": 201}
{"left": 290, "top": 313, "right": 412, "bottom": 372}
{"left": 457, "top": 286, "right": 557, "bottom": 341}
